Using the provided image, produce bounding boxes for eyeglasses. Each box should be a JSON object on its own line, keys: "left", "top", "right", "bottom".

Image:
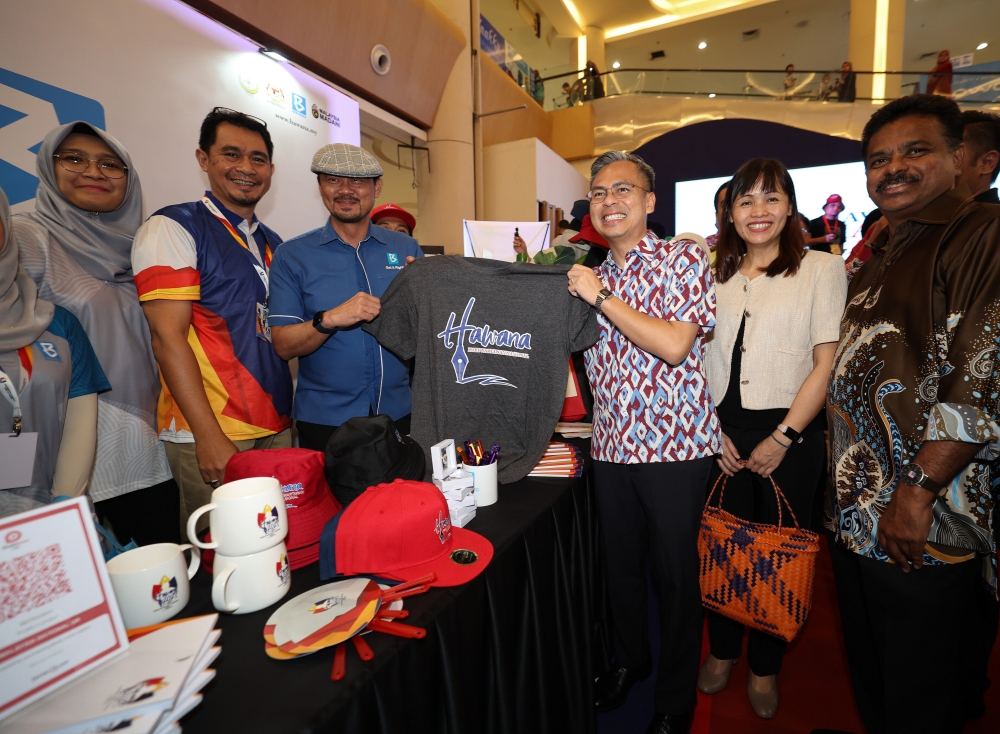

{"left": 587, "top": 182, "right": 649, "bottom": 202}
{"left": 211, "top": 106, "right": 267, "bottom": 128}
{"left": 53, "top": 153, "right": 128, "bottom": 179}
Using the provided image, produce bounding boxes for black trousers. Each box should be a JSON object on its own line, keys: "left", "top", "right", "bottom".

{"left": 829, "top": 539, "right": 991, "bottom": 734}
{"left": 594, "top": 457, "right": 713, "bottom": 715}
{"left": 706, "top": 425, "right": 825, "bottom": 676}
{"left": 94, "top": 477, "right": 181, "bottom": 546}
{"left": 297, "top": 413, "right": 412, "bottom": 453}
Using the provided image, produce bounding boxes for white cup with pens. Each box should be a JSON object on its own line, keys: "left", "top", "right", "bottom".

{"left": 462, "top": 441, "right": 499, "bottom": 507}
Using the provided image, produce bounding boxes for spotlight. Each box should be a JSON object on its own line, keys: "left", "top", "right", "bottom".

{"left": 698, "top": 41, "right": 707, "bottom": 50}
{"left": 612, "top": 61, "right": 621, "bottom": 69}
{"left": 977, "top": 42, "right": 989, "bottom": 50}
{"left": 709, "top": 93, "right": 716, "bottom": 98}
{"left": 259, "top": 48, "right": 289, "bottom": 63}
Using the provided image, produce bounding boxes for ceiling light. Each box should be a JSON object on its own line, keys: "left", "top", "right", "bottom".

{"left": 612, "top": 61, "right": 621, "bottom": 69}
{"left": 978, "top": 42, "right": 989, "bottom": 50}
{"left": 605, "top": 15, "right": 678, "bottom": 40}
{"left": 561, "top": 0, "right": 584, "bottom": 30}
{"left": 698, "top": 41, "right": 707, "bottom": 49}
{"left": 259, "top": 48, "right": 289, "bottom": 63}
{"left": 709, "top": 93, "right": 716, "bottom": 98}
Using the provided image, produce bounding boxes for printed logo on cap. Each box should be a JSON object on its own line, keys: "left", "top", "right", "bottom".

{"left": 309, "top": 594, "right": 347, "bottom": 613}
{"left": 276, "top": 554, "right": 291, "bottom": 585}
{"left": 152, "top": 575, "right": 178, "bottom": 609}
{"left": 258, "top": 505, "right": 280, "bottom": 537}
{"left": 435, "top": 510, "right": 452, "bottom": 544}
{"left": 281, "top": 481, "right": 304, "bottom": 508}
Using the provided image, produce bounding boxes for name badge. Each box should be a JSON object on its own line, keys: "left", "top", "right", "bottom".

{"left": 0, "top": 432, "right": 39, "bottom": 489}
{"left": 256, "top": 302, "right": 272, "bottom": 343}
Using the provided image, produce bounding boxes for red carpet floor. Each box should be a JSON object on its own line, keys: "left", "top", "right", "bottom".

{"left": 693, "top": 536, "right": 1000, "bottom": 734}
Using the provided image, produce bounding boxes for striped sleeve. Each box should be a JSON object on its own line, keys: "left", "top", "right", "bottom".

{"left": 132, "top": 215, "right": 200, "bottom": 301}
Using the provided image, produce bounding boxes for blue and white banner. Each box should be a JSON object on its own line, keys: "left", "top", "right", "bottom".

{"left": 479, "top": 16, "right": 507, "bottom": 73}
{"left": 0, "top": 0, "right": 360, "bottom": 236}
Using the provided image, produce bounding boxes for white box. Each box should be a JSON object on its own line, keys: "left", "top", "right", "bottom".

{"left": 450, "top": 505, "right": 476, "bottom": 528}
{"left": 429, "top": 439, "right": 458, "bottom": 480}
{"left": 433, "top": 469, "right": 474, "bottom": 494}
{"left": 447, "top": 491, "right": 476, "bottom": 510}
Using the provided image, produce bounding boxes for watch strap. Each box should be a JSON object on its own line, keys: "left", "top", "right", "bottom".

{"left": 777, "top": 424, "right": 803, "bottom": 444}
{"left": 313, "top": 310, "right": 337, "bottom": 335}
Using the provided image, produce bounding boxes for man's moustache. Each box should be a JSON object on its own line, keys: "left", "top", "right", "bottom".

{"left": 875, "top": 173, "right": 921, "bottom": 193}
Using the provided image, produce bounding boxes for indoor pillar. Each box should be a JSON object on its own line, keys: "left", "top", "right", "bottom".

{"left": 420, "top": 0, "right": 476, "bottom": 254}
{"left": 585, "top": 26, "right": 606, "bottom": 75}
{"left": 848, "top": 0, "right": 905, "bottom": 102}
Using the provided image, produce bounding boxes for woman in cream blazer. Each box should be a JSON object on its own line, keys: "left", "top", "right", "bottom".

{"left": 698, "top": 158, "right": 848, "bottom": 719}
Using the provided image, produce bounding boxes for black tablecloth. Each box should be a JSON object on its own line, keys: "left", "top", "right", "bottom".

{"left": 178, "top": 454, "right": 609, "bottom": 733}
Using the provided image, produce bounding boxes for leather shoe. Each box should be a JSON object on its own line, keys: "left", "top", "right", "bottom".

{"left": 746, "top": 674, "right": 779, "bottom": 719}
{"left": 646, "top": 710, "right": 692, "bottom": 734}
{"left": 594, "top": 658, "right": 652, "bottom": 712}
{"left": 696, "top": 655, "right": 736, "bottom": 694}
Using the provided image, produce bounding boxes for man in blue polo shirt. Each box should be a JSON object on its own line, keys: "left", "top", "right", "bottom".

{"left": 269, "top": 144, "right": 422, "bottom": 452}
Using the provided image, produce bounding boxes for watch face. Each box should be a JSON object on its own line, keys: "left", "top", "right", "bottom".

{"left": 904, "top": 465, "right": 923, "bottom": 484}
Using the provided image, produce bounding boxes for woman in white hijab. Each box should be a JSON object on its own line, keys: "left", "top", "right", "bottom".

{"left": 1, "top": 185, "right": 106, "bottom": 517}
{"left": 14, "top": 122, "right": 177, "bottom": 542}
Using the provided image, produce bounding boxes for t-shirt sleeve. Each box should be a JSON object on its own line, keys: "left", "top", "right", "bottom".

{"left": 267, "top": 243, "right": 305, "bottom": 326}
{"left": 663, "top": 239, "right": 715, "bottom": 329}
{"left": 567, "top": 293, "right": 599, "bottom": 352}
{"left": 362, "top": 266, "right": 418, "bottom": 360}
{"left": 808, "top": 219, "right": 823, "bottom": 238}
{"left": 810, "top": 255, "right": 848, "bottom": 346}
{"left": 47, "top": 307, "right": 112, "bottom": 398}
{"left": 928, "top": 217, "right": 1000, "bottom": 452}
{"left": 132, "top": 215, "right": 200, "bottom": 302}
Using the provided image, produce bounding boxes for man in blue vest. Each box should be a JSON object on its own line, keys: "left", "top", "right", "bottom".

{"left": 269, "top": 144, "right": 422, "bottom": 452}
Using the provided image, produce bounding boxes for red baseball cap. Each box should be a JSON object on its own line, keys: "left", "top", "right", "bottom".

{"left": 826, "top": 194, "right": 844, "bottom": 206}
{"left": 569, "top": 214, "right": 609, "bottom": 249}
{"left": 319, "top": 479, "right": 493, "bottom": 587}
{"left": 371, "top": 203, "right": 416, "bottom": 234}
{"left": 225, "top": 448, "right": 341, "bottom": 570}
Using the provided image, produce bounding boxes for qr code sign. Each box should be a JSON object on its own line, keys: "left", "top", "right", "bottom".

{"left": 0, "top": 544, "right": 73, "bottom": 624}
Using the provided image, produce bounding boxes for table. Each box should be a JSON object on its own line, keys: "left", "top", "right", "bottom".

{"left": 178, "top": 454, "right": 610, "bottom": 733}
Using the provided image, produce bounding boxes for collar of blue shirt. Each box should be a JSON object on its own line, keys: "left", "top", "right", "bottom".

{"left": 318, "top": 218, "right": 397, "bottom": 248}
{"left": 204, "top": 190, "right": 260, "bottom": 233}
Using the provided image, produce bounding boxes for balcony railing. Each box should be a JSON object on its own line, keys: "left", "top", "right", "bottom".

{"left": 538, "top": 68, "right": 1000, "bottom": 111}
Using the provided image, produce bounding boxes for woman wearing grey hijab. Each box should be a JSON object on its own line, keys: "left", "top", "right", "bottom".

{"left": 14, "top": 122, "right": 178, "bottom": 543}
{"left": 1, "top": 185, "right": 107, "bottom": 517}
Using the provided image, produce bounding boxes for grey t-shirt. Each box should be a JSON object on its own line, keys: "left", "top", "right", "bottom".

{"left": 363, "top": 257, "right": 598, "bottom": 483}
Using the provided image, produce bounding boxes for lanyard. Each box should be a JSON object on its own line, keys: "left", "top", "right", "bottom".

{"left": 201, "top": 196, "right": 271, "bottom": 297}
{"left": 0, "top": 368, "right": 22, "bottom": 435}
{"left": 824, "top": 218, "right": 840, "bottom": 237}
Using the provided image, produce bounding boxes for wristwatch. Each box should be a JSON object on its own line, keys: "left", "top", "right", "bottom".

{"left": 901, "top": 463, "right": 945, "bottom": 495}
{"left": 595, "top": 288, "right": 614, "bottom": 315}
{"left": 776, "top": 424, "right": 804, "bottom": 444}
{"left": 313, "top": 310, "right": 337, "bottom": 335}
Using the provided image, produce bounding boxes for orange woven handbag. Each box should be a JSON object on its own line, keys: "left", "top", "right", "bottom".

{"left": 698, "top": 469, "right": 820, "bottom": 642}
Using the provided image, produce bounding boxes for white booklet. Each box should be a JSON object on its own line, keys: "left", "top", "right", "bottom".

{"left": 0, "top": 498, "right": 130, "bottom": 721}
{"left": 2, "top": 615, "right": 219, "bottom": 734}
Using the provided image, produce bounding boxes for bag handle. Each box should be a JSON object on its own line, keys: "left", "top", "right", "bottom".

{"left": 705, "top": 462, "right": 805, "bottom": 534}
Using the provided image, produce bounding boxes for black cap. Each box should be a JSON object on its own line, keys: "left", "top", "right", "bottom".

{"left": 324, "top": 415, "right": 426, "bottom": 507}
{"left": 571, "top": 199, "right": 590, "bottom": 221}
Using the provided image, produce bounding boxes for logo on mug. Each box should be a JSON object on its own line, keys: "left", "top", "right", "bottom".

{"left": 309, "top": 594, "right": 347, "bottom": 613}
{"left": 152, "top": 576, "right": 178, "bottom": 609}
{"left": 258, "top": 505, "right": 280, "bottom": 537}
{"left": 276, "top": 553, "right": 290, "bottom": 585}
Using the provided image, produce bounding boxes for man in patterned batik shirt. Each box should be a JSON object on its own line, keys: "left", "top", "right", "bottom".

{"left": 567, "top": 151, "right": 720, "bottom": 734}
{"left": 826, "top": 94, "right": 1000, "bottom": 733}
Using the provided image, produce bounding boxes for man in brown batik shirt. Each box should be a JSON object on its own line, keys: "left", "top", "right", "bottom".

{"left": 825, "top": 95, "right": 1000, "bottom": 733}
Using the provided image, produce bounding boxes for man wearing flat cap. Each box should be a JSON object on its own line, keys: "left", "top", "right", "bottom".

{"left": 268, "top": 143, "right": 422, "bottom": 452}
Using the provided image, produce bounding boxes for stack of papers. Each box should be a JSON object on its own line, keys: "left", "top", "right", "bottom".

{"left": 528, "top": 442, "right": 586, "bottom": 478}
{"left": 2, "top": 615, "right": 220, "bottom": 734}
{"left": 555, "top": 422, "right": 592, "bottom": 439}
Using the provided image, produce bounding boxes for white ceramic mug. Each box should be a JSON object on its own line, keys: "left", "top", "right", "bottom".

{"left": 211, "top": 541, "right": 291, "bottom": 615}
{"left": 466, "top": 461, "right": 498, "bottom": 507}
{"left": 107, "top": 543, "right": 200, "bottom": 629}
{"left": 187, "top": 477, "right": 287, "bottom": 556}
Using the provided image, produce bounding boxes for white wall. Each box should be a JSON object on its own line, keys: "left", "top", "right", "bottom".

{"left": 483, "top": 137, "right": 588, "bottom": 222}
{"left": 0, "top": 0, "right": 360, "bottom": 239}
